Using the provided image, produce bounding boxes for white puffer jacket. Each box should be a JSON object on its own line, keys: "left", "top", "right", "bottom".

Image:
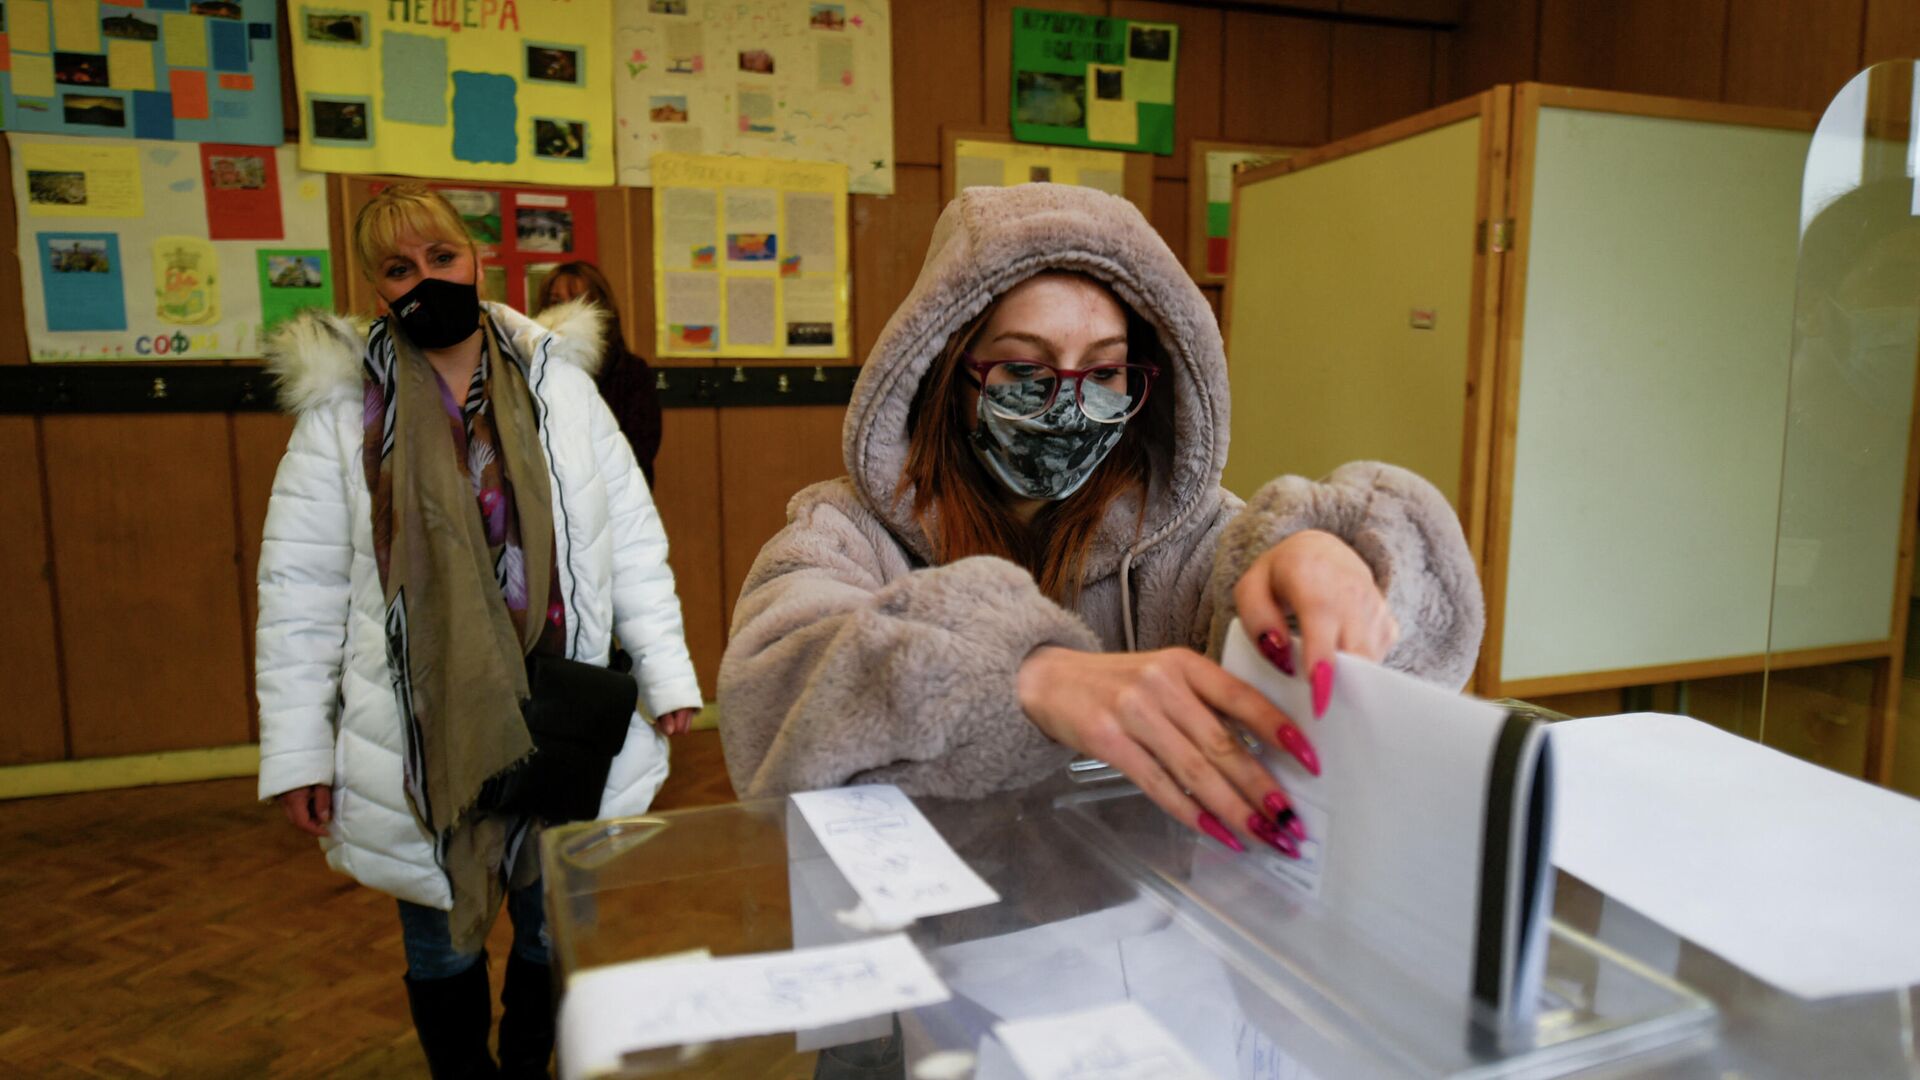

{"left": 253, "top": 299, "right": 703, "bottom": 910}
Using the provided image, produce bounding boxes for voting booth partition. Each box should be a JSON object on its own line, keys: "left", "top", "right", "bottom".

{"left": 1222, "top": 82, "right": 1920, "bottom": 784}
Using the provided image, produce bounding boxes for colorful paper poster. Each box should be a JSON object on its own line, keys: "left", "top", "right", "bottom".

{"left": 291, "top": 1, "right": 616, "bottom": 186}
{"left": 952, "top": 138, "right": 1127, "bottom": 198}
{"left": 8, "top": 132, "right": 332, "bottom": 361}
{"left": 0, "top": 0, "right": 284, "bottom": 146}
{"left": 373, "top": 182, "right": 600, "bottom": 313}
{"left": 1010, "top": 8, "right": 1177, "bottom": 155}
{"left": 613, "top": 0, "right": 895, "bottom": 195}
{"left": 1195, "top": 144, "right": 1293, "bottom": 281}
{"left": 651, "top": 153, "right": 847, "bottom": 358}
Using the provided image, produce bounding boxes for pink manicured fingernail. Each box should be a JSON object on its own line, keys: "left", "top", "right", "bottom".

{"left": 1262, "top": 790, "right": 1291, "bottom": 818}
{"left": 1278, "top": 809, "right": 1307, "bottom": 841}
{"left": 1248, "top": 814, "right": 1301, "bottom": 858}
{"left": 1198, "top": 812, "right": 1245, "bottom": 853}
{"left": 1275, "top": 722, "right": 1321, "bottom": 777}
{"left": 1312, "top": 660, "right": 1334, "bottom": 718}
{"left": 1257, "top": 630, "right": 1295, "bottom": 676}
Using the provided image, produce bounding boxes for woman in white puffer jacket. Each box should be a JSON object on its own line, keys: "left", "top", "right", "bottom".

{"left": 254, "top": 184, "right": 702, "bottom": 1079}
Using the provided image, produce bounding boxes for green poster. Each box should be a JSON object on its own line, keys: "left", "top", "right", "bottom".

{"left": 256, "top": 250, "right": 334, "bottom": 336}
{"left": 1010, "top": 8, "right": 1177, "bottom": 156}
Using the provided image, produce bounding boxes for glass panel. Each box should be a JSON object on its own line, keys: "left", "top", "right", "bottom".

{"left": 1766, "top": 61, "right": 1920, "bottom": 794}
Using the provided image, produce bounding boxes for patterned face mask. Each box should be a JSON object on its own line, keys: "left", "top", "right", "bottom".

{"left": 968, "top": 377, "right": 1130, "bottom": 501}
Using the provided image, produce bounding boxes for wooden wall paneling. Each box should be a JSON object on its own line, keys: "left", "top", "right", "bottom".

{"left": 277, "top": 0, "right": 298, "bottom": 137}
{"left": 1340, "top": 0, "right": 1463, "bottom": 22}
{"left": 892, "top": 0, "right": 988, "bottom": 168}
{"left": 1330, "top": 24, "right": 1441, "bottom": 139}
{"left": 0, "top": 418, "right": 67, "bottom": 765}
{"left": 651, "top": 407, "right": 728, "bottom": 699}
{"left": 1446, "top": 0, "right": 1538, "bottom": 101}
{"left": 852, "top": 165, "right": 944, "bottom": 363}
{"left": 231, "top": 413, "right": 296, "bottom": 739}
{"left": 625, "top": 187, "right": 668, "bottom": 363}
{"left": 43, "top": 415, "right": 252, "bottom": 757}
{"left": 716, "top": 406, "right": 850, "bottom": 627}
{"left": 1864, "top": 0, "right": 1920, "bottom": 65}
{"left": 1723, "top": 0, "right": 1867, "bottom": 112}
{"left": 1151, "top": 178, "right": 1188, "bottom": 264}
{"left": 582, "top": 186, "right": 636, "bottom": 326}
{"left": 0, "top": 136, "right": 27, "bottom": 363}
{"left": 1536, "top": 0, "right": 1728, "bottom": 103}
{"left": 985, "top": 0, "right": 1110, "bottom": 133}
{"left": 1221, "top": 12, "right": 1333, "bottom": 147}
{"left": 1109, "top": 2, "right": 1225, "bottom": 179}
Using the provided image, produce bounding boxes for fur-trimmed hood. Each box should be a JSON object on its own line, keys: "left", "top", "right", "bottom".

{"left": 262, "top": 298, "right": 608, "bottom": 414}
{"left": 846, "top": 183, "right": 1229, "bottom": 569}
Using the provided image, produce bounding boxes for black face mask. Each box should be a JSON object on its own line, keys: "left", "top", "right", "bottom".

{"left": 391, "top": 275, "right": 480, "bottom": 350}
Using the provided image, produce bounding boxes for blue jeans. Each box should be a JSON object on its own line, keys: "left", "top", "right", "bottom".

{"left": 398, "top": 878, "right": 551, "bottom": 980}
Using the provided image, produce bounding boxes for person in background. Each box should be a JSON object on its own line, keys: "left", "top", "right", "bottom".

{"left": 718, "top": 183, "right": 1483, "bottom": 855}
{"left": 536, "top": 261, "right": 665, "bottom": 488}
{"left": 255, "top": 184, "right": 701, "bottom": 1079}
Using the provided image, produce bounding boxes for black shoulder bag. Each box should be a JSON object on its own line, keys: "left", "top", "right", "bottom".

{"left": 480, "top": 649, "right": 640, "bottom": 822}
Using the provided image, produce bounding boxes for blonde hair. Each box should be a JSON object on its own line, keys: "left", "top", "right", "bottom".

{"left": 351, "top": 183, "right": 474, "bottom": 282}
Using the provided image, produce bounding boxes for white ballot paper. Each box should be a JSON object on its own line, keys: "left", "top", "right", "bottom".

{"left": 1551, "top": 712, "right": 1920, "bottom": 999}
{"left": 791, "top": 784, "right": 1001, "bottom": 925}
{"left": 1220, "top": 620, "right": 1556, "bottom": 1030}
{"left": 558, "top": 934, "right": 950, "bottom": 1080}
{"left": 978, "top": 1000, "right": 1216, "bottom": 1080}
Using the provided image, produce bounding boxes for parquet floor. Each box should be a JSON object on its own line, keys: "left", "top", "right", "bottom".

{"left": 0, "top": 731, "right": 739, "bottom": 1079}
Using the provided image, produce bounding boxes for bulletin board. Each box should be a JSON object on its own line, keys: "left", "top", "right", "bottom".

{"left": 650, "top": 153, "right": 848, "bottom": 359}
{"left": 368, "top": 180, "right": 599, "bottom": 314}
{"left": 8, "top": 132, "right": 333, "bottom": 362}
{"left": 1186, "top": 140, "right": 1295, "bottom": 283}
{"left": 942, "top": 126, "right": 1153, "bottom": 218}
{"left": 612, "top": 0, "right": 897, "bottom": 195}
{"left": 0, "top": 0, "right": 284, "bottom": 146}
{"left": 289, "top": 0, "right": 617, "bottom": 186}
{"left": 1009, "top": 7, "right": 1177, "bottom": 156}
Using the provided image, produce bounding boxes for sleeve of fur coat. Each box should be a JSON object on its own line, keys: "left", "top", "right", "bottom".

{"left": 1204, "top": 461, "right": 1485, "bottom": 689}
{"left": 718, "top": 493, "right": 1101, "bottom": 799}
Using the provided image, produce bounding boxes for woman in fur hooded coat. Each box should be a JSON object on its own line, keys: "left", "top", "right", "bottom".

{"left": 718, "top": 183, "right": 1483, "bottom": 857}
{"left": 255, "top": 184, "right": 702, "bottom": 1078}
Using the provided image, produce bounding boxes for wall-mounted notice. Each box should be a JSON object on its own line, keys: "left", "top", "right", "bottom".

{"left": 291, "top": 0, "right": 615, "bottom": 186}
{"left": 1010, "top": 7, "right": 1177, "bottom": 156}
{"left": 9, "top": 133, "right": 332, "bottom": 361}
{"left": 613, "top": 0, "right": 895, "bottom": 195}
{"left": 373, "top": 182, "right": 599, "bottom": 314}
{"left": 1189, "top": 141, "right": 1295, "bottom": 282}
{"left": 651, "top": 153, "right": 848, "bottom": 359}
{"left": 951, "top": 137, "right": 1128, "bottom": 199}
{"left": 0, "top": 0, "right": 284, "bottom": 146}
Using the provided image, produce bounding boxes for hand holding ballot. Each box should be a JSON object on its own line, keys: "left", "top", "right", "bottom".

{"left": 1018, "top": 528, "right": 1395, "bottom": 859}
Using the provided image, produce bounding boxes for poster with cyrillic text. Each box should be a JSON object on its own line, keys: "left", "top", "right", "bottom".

{"left": 651, "top": 152, "right": 847, "bottom": 358}
{"left": 9, "top": 132, "right": 332, "bottom": 361}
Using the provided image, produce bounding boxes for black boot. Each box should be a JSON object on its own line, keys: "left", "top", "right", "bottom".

{"left": 497, "top": 952, "right": 555, "bottom": 1080}
{"left": 404, "top": 954, "right": 501, "bottom": 1079}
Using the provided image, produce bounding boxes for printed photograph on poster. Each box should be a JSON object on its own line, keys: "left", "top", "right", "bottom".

{"left": 1129, "top": 24, "right": 1173, "bottom": 61}
{"left": 442, "top": 189, "right": 503, "bottom": 243}
{"left": 304, "top": 11, "right": 366, "bottom": 45}
{"left": 28, "top": 171, "right": 89, "bottom": 208}
{"left": 257, "top": 248, "right": 334, "bottom": 335}
{"left": 64, "top": 94, "right": 126, "bottom": 129}
{"left": 526, "top": 44, "right": 582, "bottom": 84}
{"left": 55, "top": 53, "right": 111, "bottom": 87}
{"left": 192, "top": 2, "right": 244, "bottom": 19}
{"left": 104, "top": 14, "right": 162, "bottom": 41}
{"left": 49, "top": 237, "right": 114, "bottom": 273}
{"left": 154, "top": 236, "right": 221, "bottom": 325}
{"left": 266, "top": 254, "right": 325, "bottom": 287}
{"left": 726, "top": 233, "right": 775, "bottom": 262}
{"left": 310, "top": 98, "right": 371, "bottom": 142}
{"left": 534, "top": 119, "right": 587, "bottom": 160}
{"left": 207, "top": 155, "right": 268, "bottom": 190}
{"left": 515, "top": 208, "right": 574, "bottom": 254}
{"left": 613, "top": 0, "right": 894, "bottom": 193}
{"left": 1015, "top": 72, "right": 1083, "bottom": 127}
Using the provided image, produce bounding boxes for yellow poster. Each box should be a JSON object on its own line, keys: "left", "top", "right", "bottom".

{"left": 52, "top": 0, "right": 101, "bottom": 53}
{"left": 291, "top": 0, "right": 616, "bottom": 187}
{"left": 651, "top": 154, "right": 848, "bottom": 359}
{"left": 951, "top": 139, "right": 1128, "bottom": 198}
{"left": 19, "top": 143, "right": 145, "bottom": 218}
{"left": 153, "top": 236, "right": 220, "bottom": 325}
{"left": 106, "top": 39, "right": 159, "bottom": 93}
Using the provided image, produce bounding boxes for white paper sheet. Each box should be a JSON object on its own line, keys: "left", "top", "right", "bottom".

{"left": 558, "top": 934, "right": 949, "bottom": 1079}
{"left": 982, "top": 1001, "right": 1216, "bottom": 1080}
{"left": 791, "top": 784, "right": 1001, "bottom": 925}
{"left": 1550, "top": 712, "right": 1920, "bottom": 999}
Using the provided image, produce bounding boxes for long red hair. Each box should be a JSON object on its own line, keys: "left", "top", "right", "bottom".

{"left": 896, "top": 277, "right": 1176, "bottom": 605}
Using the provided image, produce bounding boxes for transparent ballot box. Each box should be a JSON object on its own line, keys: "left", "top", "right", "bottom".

{"left": 532, "top": 779, "right": 1920, "bottom": 1080}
